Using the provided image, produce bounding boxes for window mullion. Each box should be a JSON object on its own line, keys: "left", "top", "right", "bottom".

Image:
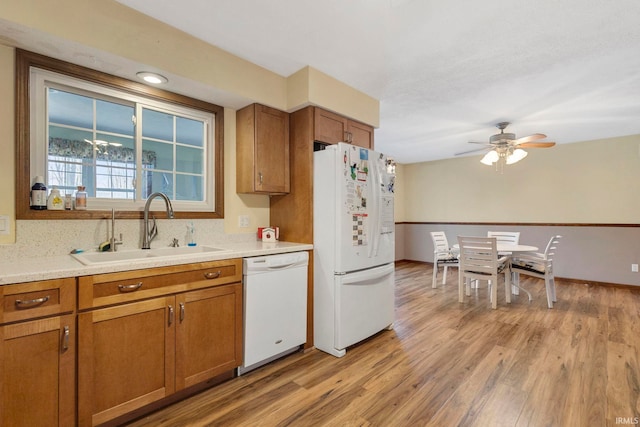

{"left": 135, "top": 104, "right": 143, "bottom": 202}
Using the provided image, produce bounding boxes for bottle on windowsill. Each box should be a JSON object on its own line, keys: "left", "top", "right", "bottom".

{"left": 30, "top": 176, "right": 47, "bottom": 210}
{"left": 47, "top": 186, "right": 64, "bottom": 210}
{"left": 75, "top": 186, "right": 87, "bottom": 210}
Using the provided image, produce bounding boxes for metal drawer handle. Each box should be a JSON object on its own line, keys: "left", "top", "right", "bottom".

{"left": 15, "top": 295, "right": 50, "bottom": 308}
{"left": 168, "top": 305, "right": 174, "bottom": 326}
{"left": 179, "top": 303, "right": 185, "bottom": 322}
{"left": 62, "top": 326, "right": 70, "bottom": 351}
{"left": 204, "top": 271, "right": 222, "bottom": 280}
{"left": 118, "top": 282, "right": 143, "bottom": 292}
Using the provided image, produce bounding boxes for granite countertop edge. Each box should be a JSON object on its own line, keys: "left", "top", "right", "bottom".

{"left": 0, "top": 241, "right": 313, "bottom": 286}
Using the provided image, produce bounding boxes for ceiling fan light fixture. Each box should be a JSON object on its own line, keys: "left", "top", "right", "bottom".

{"left": 506, "top": 148, "right": 528, "bottom": 164}
{"left": 480, "top": 150, "right": 499, "bottom": 165}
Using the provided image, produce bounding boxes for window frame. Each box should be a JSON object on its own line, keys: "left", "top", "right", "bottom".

{"left": 15, "top": 49, "right": 224, "bottom": 220}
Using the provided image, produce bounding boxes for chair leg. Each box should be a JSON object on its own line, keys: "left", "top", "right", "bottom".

{"left": 458, "top": 271, "right": 465, "bottom": 303}
{"left": 432, "top": 262, "right": 438, "bottom": 288}
{"left": 550, "top": 275, "right": 557, "bottom": 302}
{"left": 504, "top": 271, "right": 511, "bottom": 304}
{"left": 442, "top": 265, "right": 448, "bottom": 285}
{"left": 491, "top": 274, "right": 498, "bottom": 309}
{"left": 545, "top": 275, "right": 554, "bottom": 308}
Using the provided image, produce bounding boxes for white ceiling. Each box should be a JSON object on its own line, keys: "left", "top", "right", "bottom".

{"left": 6, "top": 0, "right": 640, "bottom": 164}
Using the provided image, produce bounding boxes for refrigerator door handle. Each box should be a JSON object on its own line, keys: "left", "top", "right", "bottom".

{"left": 340, "top": 263, "right": 394, "bottom": 285}
{"left": 368, "top": 155, "right": 383, "bottom": 259}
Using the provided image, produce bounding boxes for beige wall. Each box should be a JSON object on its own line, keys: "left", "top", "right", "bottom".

{"left": 287, "top": 67, "right": 380, "bottom": 127}
{"left": 400, "top": 134, "right": 640, "bottom": 223}
{"left": 0, "top": 45, "right": 15, "bottom": 243}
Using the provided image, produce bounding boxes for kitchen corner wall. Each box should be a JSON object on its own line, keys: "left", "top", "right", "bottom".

{"left": 0, "top": 0, "right": 380, "bottom": 251}
{"left": 0, "top": 44, "right": 15, "bottom": 244}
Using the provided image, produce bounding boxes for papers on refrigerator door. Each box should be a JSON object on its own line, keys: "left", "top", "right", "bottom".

{"left": 352, "top": 214, "right": 368, "bottom": 246}
{"left": 346, "top": 146, "right": 369, "bottom": 183}
{"left": 345, "top": 179, "right": 367, "bottom": 214}
{"left": 381, "top": 195, "right": 394, "bottom": 234}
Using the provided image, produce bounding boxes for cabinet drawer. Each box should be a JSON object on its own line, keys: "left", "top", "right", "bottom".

{"left": 1, "top": 277, "right": 75, "bottom": 324}
{"left": 78, "top": 259, "right": 242, "bottom": 310}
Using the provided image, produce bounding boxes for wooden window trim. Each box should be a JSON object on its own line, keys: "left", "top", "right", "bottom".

{"left": 15, "top": 49, "right": 224, "bottom": 220}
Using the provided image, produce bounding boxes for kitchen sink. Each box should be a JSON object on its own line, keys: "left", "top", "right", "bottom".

{"left": 71, "top": 245, "right": 229, "bottom": 265}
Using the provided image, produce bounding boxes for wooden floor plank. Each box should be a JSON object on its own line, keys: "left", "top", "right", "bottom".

{"left": 126, "top": 261, "right": 640, "bottom": 427}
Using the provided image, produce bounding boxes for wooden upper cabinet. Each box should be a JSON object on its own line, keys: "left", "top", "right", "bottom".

{"left": 347, "top": 119, "right": 375, "bottom": 149}
{"left": 236, "top": 103, "right": 290, "bottom": 194}
{"left": 313, "top": 107, "right": 374, "bottom": 149}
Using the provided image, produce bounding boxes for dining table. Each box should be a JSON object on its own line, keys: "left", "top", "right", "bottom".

{"left": 452, "top": 243, "right": 539, "bottom": 296}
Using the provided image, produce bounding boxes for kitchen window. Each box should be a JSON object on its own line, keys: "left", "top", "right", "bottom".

{"left": 16, "top": 49, "right": 224, "bottom": 219}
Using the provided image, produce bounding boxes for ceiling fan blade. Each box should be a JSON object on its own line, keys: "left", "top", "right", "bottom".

{"left": 518, "top": 141, "right": 556, "bottom": 148}
{"left": 468, "top": 141, "right": 489, "bottom": 145}
{"left": 514, "top": 133, "right": 546, "bottom": 144}
{"left": 455, "top": 146, "right": 490, "bottom": 156}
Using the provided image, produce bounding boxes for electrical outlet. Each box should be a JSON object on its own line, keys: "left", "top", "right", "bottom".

{"left": 238, "top": 215, "right": 250, "bottom": 228}
{"left": 632, "top": 264, "right": 638, "bottom": 273}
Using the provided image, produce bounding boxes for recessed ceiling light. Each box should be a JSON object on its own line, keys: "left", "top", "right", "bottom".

{"left": 136, "top": 71, "right": 168, "bottom": 84}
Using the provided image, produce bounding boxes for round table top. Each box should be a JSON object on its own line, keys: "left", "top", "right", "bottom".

{"left": 453, "top": 243, "right": 538, "bottom": 252}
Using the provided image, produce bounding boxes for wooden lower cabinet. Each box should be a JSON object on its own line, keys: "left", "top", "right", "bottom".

{"left": 175, "top": 285, "right": 242, "bottom": 390}
{"left": 0, "top": 279, "right": 76, "bottom": 427}
{"left": 0, "top": 314, "right": 75, "bottom": 427}
{"left": 78, "top": 283, "right": 242, "bottom": 427}
{"left": 77, "top": 297, "right": 175, "bottom": 426}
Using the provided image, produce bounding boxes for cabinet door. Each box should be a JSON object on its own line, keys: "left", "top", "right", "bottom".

{"left": 254, "top": 105, "right": 290, "bottom": 193}
{"left": 77, "top": 297, "right": 175, "bottom": 427}
{"left": 0, "top": 314, "right": 75, "bottom": 427}
{"left": 314, "top": 108, "right": 348, "bottom": 144}
{"left": 348, "top": 120, "right": 374, "bottom": 149}
{"left": 236, "top": 104, "right": 290, "bottom": 194}
{"left": 175, "top": 283, "right": 242, "bottom": 390}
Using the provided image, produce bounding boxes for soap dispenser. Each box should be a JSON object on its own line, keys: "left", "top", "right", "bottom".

{"left": 187, "top": 222, "right": 196, "bottom": 246}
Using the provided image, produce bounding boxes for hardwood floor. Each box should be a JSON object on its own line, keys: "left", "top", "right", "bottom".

{"left": 127, "top": 261, "right": 640, "bottom": 427}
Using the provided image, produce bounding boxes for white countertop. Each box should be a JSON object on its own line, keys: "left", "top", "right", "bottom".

{"left": 0, "top": 241, "right": 313, "bottom": 285}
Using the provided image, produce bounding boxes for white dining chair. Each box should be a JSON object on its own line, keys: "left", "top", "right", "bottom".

{"left": 511, "top": 235, "right": 562, "bottom": 308}
{"left": 488, "top": 231, "right": 521, "bottom": 293}
{"left": 430, "top": 231, "right": 459, "bottom": 288}
{"left": 457, "top": 236, "right": 511, "bottom": 309}
{"left": 487, "top": 231, "right": 520, "bottom": 252}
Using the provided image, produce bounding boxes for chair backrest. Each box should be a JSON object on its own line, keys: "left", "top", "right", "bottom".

{"left": 487, "top": 231, "right": 520, "bottom": 245}
{"left": 543, "top": 235, "right": 562, "bottom": 260}
{"left": 457, "top": 236, "right": 499, "bottom": 275}
{"left": 430, "top": 231, "right": 450, "bottom": 253}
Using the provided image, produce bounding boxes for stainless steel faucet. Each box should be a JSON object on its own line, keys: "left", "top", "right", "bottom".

{"left": 109, "top": 208, "right": 123, "bottom": 252}
{"left": 142, "top": 192, "right": 174, "bottom": 249}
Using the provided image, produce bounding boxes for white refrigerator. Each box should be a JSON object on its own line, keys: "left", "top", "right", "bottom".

{"left": 313, "top": 142, "right": 395, "bottom": 357}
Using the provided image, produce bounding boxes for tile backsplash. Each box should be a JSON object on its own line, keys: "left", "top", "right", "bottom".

{"left": 0, "top": 219, "right": 254, "bottom": 262}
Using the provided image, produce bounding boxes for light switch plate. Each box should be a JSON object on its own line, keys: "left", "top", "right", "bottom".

{"left": 238, "top": 215, "right": 250, "bottom": 228}
{"left": 0, "top": 215, "right": 9, "bottom": 235}
{"left": 632, "top": 264, "right": 638, "bottom": 273}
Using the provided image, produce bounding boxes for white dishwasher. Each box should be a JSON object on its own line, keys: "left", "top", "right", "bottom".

{"left": 238, "top": 251, "right": 308, "bottom": 375}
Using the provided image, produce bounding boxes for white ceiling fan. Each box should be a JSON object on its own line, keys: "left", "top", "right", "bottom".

{"left": 456, "top": 122, "right": 556, "bottom": 169}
